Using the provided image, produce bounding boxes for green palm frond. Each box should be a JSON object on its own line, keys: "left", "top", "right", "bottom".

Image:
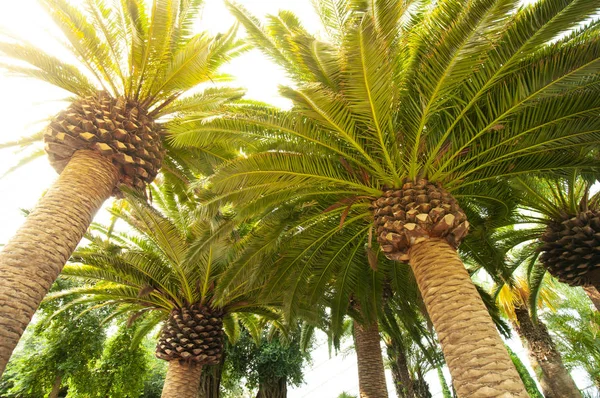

{"left": 47, "top": 182, "right": 273, "bottom": 334}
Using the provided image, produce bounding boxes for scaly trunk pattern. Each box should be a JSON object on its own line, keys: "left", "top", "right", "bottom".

{"left": 408, "top": 239, "right": 528, "bottom": 398}
{"left": 513, "top": 305, "right": 581, "bottom": 398}
{"left": 583, "top": 286, "right": 600, "bottom": 312}
{"left": 198, "top": 352, "right": 226, "bottom": 398}
{"left": 353, "top": 320, "right": 389, "bottom": 398}
{"left": 256, "top": 377, "right": 287, "bottom": 398}
{"left": 0, "top": 150, "right": 118, "bottom": 374}
{"left": 387, "top": 339, "right": 415, "bottom": 398}
{"left": 161, "top": 360, "right": 203, "bottom": 398}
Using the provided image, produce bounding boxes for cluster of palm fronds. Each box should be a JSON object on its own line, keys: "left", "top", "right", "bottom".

{"left": 0, "top": 0, "right": 600, "bottom": 397}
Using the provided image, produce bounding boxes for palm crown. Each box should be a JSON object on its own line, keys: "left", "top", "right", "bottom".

{"left": 175, "top": 0, "right": 600, "bottom": 209}
{"left": 51, "top": 186, "right": 271, "bottom": 331}
{"left": 48, "top": 184, "right": 275, "bottom": 364}
{"left": 0, "top": 0, "right": 246, "bottom": 188}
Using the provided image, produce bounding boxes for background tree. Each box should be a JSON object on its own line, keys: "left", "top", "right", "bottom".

{"left": 70, "top": 321, "right": 150, "bottom": 398}
{"left": 227, "top": 325, "right": 312, "bottom": 398}
{"left": 509, "top": 174, "right": 600, "bottom": 311}
{"left": 0, "top": 0, "right": 246, "bottom": 372}
{"left": 496, "top": 277, "right": 581, "bottom": 397}
{"left": 0, "top": 279, "right": 107, "bottom": 398}
{"left": 177, "top": 1, "right": 600, "bottom": 395}
{"left": 542, "top": 284, "right": 600, "bottom": 392}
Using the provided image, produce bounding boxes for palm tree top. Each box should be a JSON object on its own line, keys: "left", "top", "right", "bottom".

{"left": 45, "top": 184, "right": 273, "bottom": 331}
{"left": 171, "top": 0, "right": 600, "bottom": 205}
{"left": 0, "top": 0, "right": 244, "bottom": 115}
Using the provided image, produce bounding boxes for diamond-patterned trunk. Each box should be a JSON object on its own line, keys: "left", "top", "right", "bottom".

{"left": 44, "top": 92, "right": 165, "bottom": 193}
{"left": 540, "top": 210, "right": 600, "bottom": 287}
{"left": 156, "top": 304, "right": 224, "bottom": 365}
{"left": 372, "top": 179, "right": 469, "bottom": 261}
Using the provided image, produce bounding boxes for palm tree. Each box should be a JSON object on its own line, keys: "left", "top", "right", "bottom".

{"left": 0, "top": 0, "right": 246, "bottom": 373}
{"left": 172, "top": 0, "right": 600, "bottom": 395}
{"left": 44, "top": 185, "right": 275, "bottom": 398}
{"left": 496, "top": 277, "right": 581, "bottom": 397}
{"left": 510, "top": 173, "right": 600, "bottom": 310}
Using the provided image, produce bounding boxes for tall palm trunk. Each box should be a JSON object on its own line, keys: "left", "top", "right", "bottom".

{"left": 161, "top": 360, "right": 202, "bottom": 398}
{"left": 408, "top": 239, "right": 528, "bottom": 398}
{"left": 353, "top": 320, "right": 389, "bottom": 398}
{"left": 583, "top": 286, "right": 600, "bottom": 311}
{"left": 513, "top": 304, "right": 581, "bottom": 398}
{"left": 256, "top": 377, "right": 287, "bottom": 398}
{"left": 0, "top": 150, "right": 118, "bottom": 374}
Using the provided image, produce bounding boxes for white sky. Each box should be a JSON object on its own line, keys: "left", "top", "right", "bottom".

{"left": 0, "top": 0, "right": 595, "bottom": 397}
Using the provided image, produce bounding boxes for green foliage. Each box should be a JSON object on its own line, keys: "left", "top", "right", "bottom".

{"left": 226, "top": 327, "right": 312, "bottom": 392}
{"left": 140, "top": 338, "right": 168, "bottom": 398}
{"left": 505, "top": 345, "right": 544, "bottom": 398}
{"left": 542, "top": 285, "right": 600, "bottom": 388}
{"left": 70, "top": 322, "right": 149, "bottom": 398}
{"left": 0, "top": 279, "right": 107, "bottom": 397}
{"left": 46, "top": 183, "right": 275, "bottom": 347}
{"left": 177, "top": 0, "right": 600, "bottom": 332}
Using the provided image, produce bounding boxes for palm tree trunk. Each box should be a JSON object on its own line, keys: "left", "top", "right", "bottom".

{"left": 583, "top": 286, "right": 600, "bottom": 311}
{"left": 408, "top": 239, "right": 528, "bottom": 398}
{"left": 353, "top": 320, "right": 389, "bottom": 398}
{"left": 387, "top": 338, "right": 414, "bottom": 398}
{"left": 48, "top": 373, "right": 62, "bottom": 398}
{"left": 255, "top": 377, "right": 287, "bottom": 398}
{"left": 513, "top": 305, "right": 581, "bottom": 398}
{"left": 0, "top": 150, "right": 118, "bottom": 374}
{"left": 198, "top": 351, "right": 226, "bottom": 398}
{"left": 161, "top": 360, "right": 203, "bottom": 398}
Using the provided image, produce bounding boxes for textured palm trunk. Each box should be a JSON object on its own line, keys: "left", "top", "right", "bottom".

{"left": 413, "top": 367, "right": 432, "bottom": 398}
{"left": 0, "top": 150, "right": 118, "bottom": 374}
{"left": 513, "top": 305, "right": 581, "bottom": 398}
{"left": 408, "top": 239, "right": 528, "bottom": 398}
{"left": 198, "top": 351, "right": 226, "bottom": 398}
{"left": 583, "top": 286, "right": 600, "bottom": 311}
{"left": 353, "top": 320, "right": 389, "bottom": 398}
{"left": 161, "top": 360, "right": 203, "bottom": 398}
{"left": 255, "top": 377, "right": 287, "bottom": 398}
{"left": 48, "top": 373, "right": 62, "bottom": 398}
{"left": 387, "top": 338, "right": 414, "bottom": 398}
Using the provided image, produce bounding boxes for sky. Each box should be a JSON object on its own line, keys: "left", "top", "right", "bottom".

{"left": 0, "top": 0, "right": 596, "bottom": 397}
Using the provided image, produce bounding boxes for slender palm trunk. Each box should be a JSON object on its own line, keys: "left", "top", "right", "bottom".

{"left": 413, "top": 367, "right": 432, "bottom": 398}
{"left": 583, "top": 286, "right": 600, "bottom": 311}
{"left": 256, "top": 377, "right": 287, "bottom": 398}
{"left": 353, "top": 320, "right": 389, "bottom": 398}
{"left": 48, "top": 373, "right": 62, "bottom": 398}
{"left": 513, "top": 305, "right": 581, "bottom": 398}
{"left": 0, "top": 151, "right": 118, "bottom": 374}
{"left": 408, "top": 239, "right": 528, "bottom": 398}
{"left": 161, "top": 360, "right": 203, "bottom": 398}
{"left": 387, "top": 339, "right": 414, "bottom": 398}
